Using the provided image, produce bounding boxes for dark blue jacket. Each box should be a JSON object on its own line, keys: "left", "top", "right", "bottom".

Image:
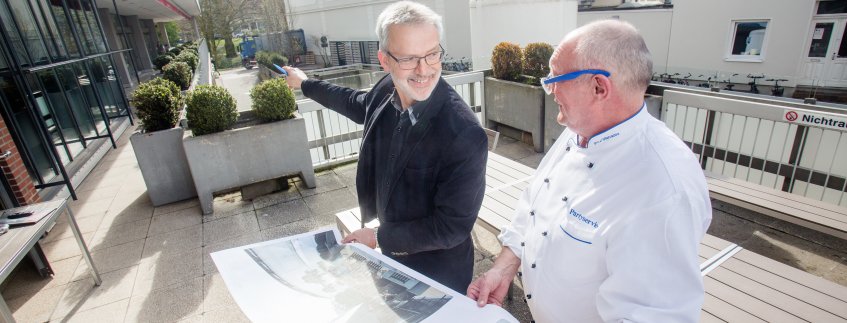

{"left": 301, "top": 74, "right": 487, "bottom": 292}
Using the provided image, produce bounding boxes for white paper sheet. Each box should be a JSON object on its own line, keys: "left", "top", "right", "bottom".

{"left": 211, "top": 227, "right": 516, "bottom": 323}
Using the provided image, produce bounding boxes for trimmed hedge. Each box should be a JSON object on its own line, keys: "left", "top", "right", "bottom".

{"left": 522, "top": 42, "right": 554, "bottom": 80}
{"left": 185, "top": 84, "right": 237, "bottom": 136}
{"left": 162, "top": 61, "right": 192, "bottom": 90}
{"left": 491, "top": 42, "right": 522, "bottom": 82}
{"left": 250, "top": 78, "right": 296, "bottom": 121}
{"left": 131, "top": 78, "right": 182, "bottom": 132}
{"left": 175, "top": 51, "right": 199, "bottom": 71}
{"left": 154, "top": 54, "right": 173, "bottom": 71}
{"left": 255, "top": 51, "right": 287, "bottom": 70}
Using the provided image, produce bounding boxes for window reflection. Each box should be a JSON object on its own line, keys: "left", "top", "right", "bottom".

{"left": 0, "top": 76, "right": 57, "bottom": 183}
{"left": 29, "top": 0, "right": 68, "bottom": 60}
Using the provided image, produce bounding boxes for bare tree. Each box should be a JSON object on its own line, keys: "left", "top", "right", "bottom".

{"left": 198, "top": 0, "right": 250, "bottom": 58}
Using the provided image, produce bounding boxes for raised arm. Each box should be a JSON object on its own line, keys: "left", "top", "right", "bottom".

{"left": 282, "top": 66, "right": 369, "bottom": 124}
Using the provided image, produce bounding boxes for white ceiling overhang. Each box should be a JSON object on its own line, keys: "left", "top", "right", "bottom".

{"left": 97, "top": 0, "right": 201, "bottom": 22}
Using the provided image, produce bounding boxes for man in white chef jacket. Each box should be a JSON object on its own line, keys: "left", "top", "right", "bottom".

{"left": 467, "top": 19, "right": 712, "bottom": 322}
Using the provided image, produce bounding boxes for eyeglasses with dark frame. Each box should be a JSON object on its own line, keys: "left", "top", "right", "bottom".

{"left": 540, "top": 69, "right": 611, "bottom": 95}
{"left": 385, "top": 45, "right": 445, "bottom": 70}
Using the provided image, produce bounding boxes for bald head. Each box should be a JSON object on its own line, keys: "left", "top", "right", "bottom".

{"left": 554, "top": 19, "right": 652, "bottom": 96}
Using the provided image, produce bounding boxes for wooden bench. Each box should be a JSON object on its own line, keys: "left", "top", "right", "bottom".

{"left": 701, "top": 248, "right": 847, "bottom": 322}
{"left": 705, "top": 171, "right": 847, "bottom": 241}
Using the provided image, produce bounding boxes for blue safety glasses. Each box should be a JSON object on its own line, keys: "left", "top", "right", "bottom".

{"left": 540, "top": 69, "right": 611, "bottom": 94}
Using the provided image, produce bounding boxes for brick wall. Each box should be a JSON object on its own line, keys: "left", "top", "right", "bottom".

{"left": 0, "top": 117, "right": 41, "bottom": 206}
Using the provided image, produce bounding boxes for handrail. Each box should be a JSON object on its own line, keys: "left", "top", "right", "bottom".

{"left": 297, "top": 70, "right": 486, "bottom": 168}
{"left": 649, "top": 82, "right": 847, "bottom": 115}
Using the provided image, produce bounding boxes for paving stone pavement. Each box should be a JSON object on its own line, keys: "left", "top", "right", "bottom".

{"left": 1, "top": 117, "right": 844, "bottom": 323}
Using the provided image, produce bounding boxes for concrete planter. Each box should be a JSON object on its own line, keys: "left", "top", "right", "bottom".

{"left": 130, "top": 127, "right": 197, "bottom": 206}
{"left": 183, "top": 112, "right": 316, "bottom": 214}
{"left": 542, "top": 94, "right": 563, "bottom": 151}
{"left": 484, "top": 77, "right": 545, "bottom": 152}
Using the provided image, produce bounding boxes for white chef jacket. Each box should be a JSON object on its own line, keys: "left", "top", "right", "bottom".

{"left": 499, "top": 106, "right": 712, "bottom": 323}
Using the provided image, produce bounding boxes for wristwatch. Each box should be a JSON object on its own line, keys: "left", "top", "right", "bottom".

{"left": 373, "top": 227, "right": 379, "bottom": 248}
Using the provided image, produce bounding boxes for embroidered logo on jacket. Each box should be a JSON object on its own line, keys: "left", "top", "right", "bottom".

{"left": 561, "top": 208, "right": 599, "bottom": 244}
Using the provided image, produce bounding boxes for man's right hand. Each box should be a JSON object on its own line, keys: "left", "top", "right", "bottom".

{"left": 467, "top": 267, "right": 514, "bottom": 307}
{"left": 281, "top": 66, "right": 308, "bottom": 89}
{"left": 467, "top": 248, "right": 521, "bottom": 307}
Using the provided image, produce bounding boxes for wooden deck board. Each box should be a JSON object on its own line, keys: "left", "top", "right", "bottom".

{"left": 731, "top": 249, "right": 847, "bottom": 302}
{"left": 704, "top": 276, "right": 804, "bottom": 322}
{"left": 708, "top": 178, "right": 847, "bottom": 227}
{"left": 706, "top": 172, "right": 847, "bottom": 215}
{"left": 701, "top": 292, "right": 767, "bottom": 323}
{"left": 708, "top": 266, "right": 845, "bottom": 322}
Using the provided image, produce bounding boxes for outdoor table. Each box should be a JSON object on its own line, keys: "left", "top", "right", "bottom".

{"left": 0, "top": 198, "right": 101, "bottom": 323}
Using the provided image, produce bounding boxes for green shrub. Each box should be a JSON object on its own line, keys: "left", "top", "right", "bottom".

{"left": 522, "top": 42, "right": 553, "bottom": 80}
{"left": 154, "top": 54, "right": 173, "bottom": 71}
{"left": 169, "top": 46, "right": 182, "bottom": 56}
{"left": 250, "top": 78, "right": 296, "bottom": 121}
{"left": 255, "top": 51, "right": 287, "bottom": 70}
{"left": 130, "top": 78, "right": 182, "bottom": 132}
{"left": 175, "top": 51, "right": 198, "bottom": 72}
{"left": 162, "top": 62, "right": 192, "bottom": 90}
{"left": 185, "top": 84, "right": 237, "bottom": 136}
{"left": 491, "top": 42, "right": 522, "bottom": 82}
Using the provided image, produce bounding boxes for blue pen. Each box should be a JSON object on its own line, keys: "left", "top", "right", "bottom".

{"left": 273, "top": 64, "right": 288, "bottom": 76}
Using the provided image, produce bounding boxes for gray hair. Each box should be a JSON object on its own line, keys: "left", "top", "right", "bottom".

{"left": 565, "top": 19, "right": 653, "bottom": 94}
{"left": 375, "top": 1, "right": 443, "bottom": 51}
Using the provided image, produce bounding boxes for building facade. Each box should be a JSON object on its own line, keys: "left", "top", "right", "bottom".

{"left": 0, "top": 0, "right": 199, "bottom": 209}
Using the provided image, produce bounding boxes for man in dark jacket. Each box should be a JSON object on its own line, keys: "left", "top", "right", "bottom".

{"left": 282, "top": 1, "right": 487, "bottom": 293}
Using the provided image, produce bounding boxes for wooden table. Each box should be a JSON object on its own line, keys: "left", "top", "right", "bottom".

{"left": 0, "top": 199, "right": 100, "bottom": 323}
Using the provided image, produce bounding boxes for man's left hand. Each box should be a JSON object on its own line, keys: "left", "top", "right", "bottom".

{"left": 341, "top": 228, "right": 377, "bottom": 249}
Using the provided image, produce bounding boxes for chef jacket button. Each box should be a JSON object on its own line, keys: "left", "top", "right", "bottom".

{"left": 523, "top": 299, "right": 527, "bottom": 303}
{"left": 542, "top": 231, "right": 548, "bottom": 236}
{"left": 517, "top": 271, "right": 522, "bottom": 277}
{"left": 520, "top": 241, "right": 525, "bottom": 246}
{"left": 588, "top": 162, "right": 594, "bottom": 168}
{"left": 526, "top": 294, "right": 532, "bottom": 299}
{"left": 543, "top": 178, "right": 549, "bottom": 183}
{"left": 562, "top": 196, "right": 568, "bottom": 202}
{"left": 566, "top": 146, "right": 571, "bottom": 151}
{"left": 531, "top": 263, "right": 536, "bottom": 268}
{"left": 530, "top": 210, "right": 535, "bottom": 216}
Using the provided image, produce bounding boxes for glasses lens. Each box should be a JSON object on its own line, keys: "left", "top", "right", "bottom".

{"left": 540, "top": 75, "right": 552, "bottom": 94}
{"left": 425, "top": 51, "right": 443, "bottom": 65}
{"left": 399, "top": 59, "right": 417, "bottom": 70}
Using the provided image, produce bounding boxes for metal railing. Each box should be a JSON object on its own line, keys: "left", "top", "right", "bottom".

{"left": 297, "top": 70, "right": 486, "bottom": 169}
{"left": 659, "top": 85, "right": 847, "bottom": 207}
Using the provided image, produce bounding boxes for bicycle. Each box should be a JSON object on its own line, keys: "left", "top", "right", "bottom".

{"left": 722, "top": 73, "right": 739, "bottom": 91}
{"left": 765, "top": 78, "right": 788, "bottom": 97}
{"left": 746, "top": 74, "right": 765, "bottom": 94}
{"left": 679, "top": 73, "right": 692, "bottom": 86}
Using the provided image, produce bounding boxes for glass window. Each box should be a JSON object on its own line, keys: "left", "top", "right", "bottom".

{"left": 30, "top": 0, "right": 69, "bottom": 60}
{"left": 727, "top": 20, "right": 769, "bottom": 61}
{"left": 809, "top": 22, "right": 835, "bottom": 58}
{"left": 47, "top": 0, "right": 81, "bottom": 58}
{"left": 66, "top": 0, "right": 97, "bottom": 55}
{"left": 818, "top": 0, "right": 847, "bottom": 14}
{"left": 29, "top": 70, "right": 84, "bottom": 164}
{"left": 6, "top": 1, "right": 51, "bottom": 65}
{"left": 0, "top": 76, "right": 57, "bottom": 184}
{"left": 839, "top": 24, "right": 847, "bottom": 58}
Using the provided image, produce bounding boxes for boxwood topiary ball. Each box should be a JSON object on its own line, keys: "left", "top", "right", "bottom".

{"left": 185, "top": 84, "right": 238, "bottom": 136}
{"left": 250, "top": 78, "right": 296, "bottom": 121}
{"left": 131, "top": 78, "right": 182, "bottom": 132}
